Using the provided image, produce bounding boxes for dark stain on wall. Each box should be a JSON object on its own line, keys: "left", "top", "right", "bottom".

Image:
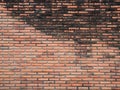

{"left": 4, "top": 0, "right": 120, "bottom": 50}
{"left": 0, "top": 0, "right": 120, "bottom": 90}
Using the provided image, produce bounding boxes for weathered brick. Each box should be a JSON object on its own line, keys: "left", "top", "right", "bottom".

{"left": 0, "top": 0, "right": 120, "bottom": 90}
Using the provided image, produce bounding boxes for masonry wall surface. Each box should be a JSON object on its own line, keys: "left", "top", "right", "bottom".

{"left": 0, "top": 0, "right": 120, "bottom": 90}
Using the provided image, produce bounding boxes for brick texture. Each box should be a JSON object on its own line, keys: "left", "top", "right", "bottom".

{"left": 0, "top": 0, "right": 120, "bottom": 90}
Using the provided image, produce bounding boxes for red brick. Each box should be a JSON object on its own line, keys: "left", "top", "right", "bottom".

{"left": 0, "top": 1, "right": 120, "bottom": 90}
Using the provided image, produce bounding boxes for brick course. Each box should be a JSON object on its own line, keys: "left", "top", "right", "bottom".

{"left": 0, "top": 0, "right": 120, "bottom": 90}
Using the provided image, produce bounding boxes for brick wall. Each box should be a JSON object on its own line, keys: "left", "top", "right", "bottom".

{"left": 0, "top": 0, "right": 120, "bottom": 90}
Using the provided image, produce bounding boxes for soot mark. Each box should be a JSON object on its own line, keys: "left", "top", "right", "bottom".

{"left": 4, "top": 0, "right": 120, "bottom": 50}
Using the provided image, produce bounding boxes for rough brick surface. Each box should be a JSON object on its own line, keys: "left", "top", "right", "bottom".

{"left": 0, "top": 0, "right": 120, "bottom": 90}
